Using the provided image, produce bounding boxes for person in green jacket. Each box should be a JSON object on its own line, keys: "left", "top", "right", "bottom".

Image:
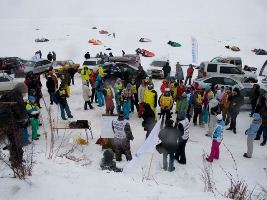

{"left": 26, "top": 96, "right": 40, "bottom": 140}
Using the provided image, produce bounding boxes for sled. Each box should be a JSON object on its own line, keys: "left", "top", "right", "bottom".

{"left": 139, "top": 38, "right": 152, "bottom": 42}
{"left": 167, "top": 40, "right": 182, "bottom": 47}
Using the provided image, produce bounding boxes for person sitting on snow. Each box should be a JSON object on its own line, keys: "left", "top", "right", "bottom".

{"left": 100, "top": 148, "right": 122, "bottom": 172}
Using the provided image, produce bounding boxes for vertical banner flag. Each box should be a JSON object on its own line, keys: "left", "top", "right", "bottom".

{"left": 123, "top": 118, "right": 162, "bottom": 172}
{"left": 191, "top": 36, "right": 198, "bottom": 65}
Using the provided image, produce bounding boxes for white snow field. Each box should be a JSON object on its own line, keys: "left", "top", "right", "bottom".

{"left": 0, "top": 0, "right": 267, "bottom": 200}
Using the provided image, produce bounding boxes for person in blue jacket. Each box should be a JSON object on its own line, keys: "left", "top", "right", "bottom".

{"left": 206, "top": 113, "right": 225, "bottom": 162}
{"left": 244, "top": 113, "right": 262, "bottom": 158}
{"left": 95, "top": 75, "right": 104, "bottom": 107}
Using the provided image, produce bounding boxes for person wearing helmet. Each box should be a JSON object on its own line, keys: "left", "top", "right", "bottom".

{"left": 206, "top": 113, "right": 225, "bottom": 162}
{"left": 135, "top": 64, "right": 147, "bottom": 87}
{"left": 176, "top": 92, "right": 188, "bottom": 124}
{"left": 26, "top": 96, "right": 40, "bottom": 140}
{"left": 162, "top": 61, "right": 171, "bottom": 79}
{"left": 159, "top": 88, "right": 173, "bottom": 123}
{"left": 160, "top": 80, "right": 171, "bottom": 94}
{"left": 121, "top": 83, "right": 134, "bottom": 120}
{"left": 0, "top": 82, "right": 29, "bottom": 168}
{"left": 144, "top": 83, "right": 158, "bottom": 116}
{"left": 95, "top": 75, "right": 105, "bottom": 107}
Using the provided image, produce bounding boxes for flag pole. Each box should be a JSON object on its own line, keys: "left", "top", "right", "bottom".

{"left": 146, "top": 153, "right": 154, "bottom": 180}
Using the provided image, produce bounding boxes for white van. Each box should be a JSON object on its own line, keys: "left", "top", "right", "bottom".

{"left": 198, "top": 62, "right": 258, "bottom": 83}
{"left": 210, "top": 57, "right": 242, "bottom": 70}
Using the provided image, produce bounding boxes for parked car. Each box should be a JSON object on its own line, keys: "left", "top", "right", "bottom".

{"left": 109, "top": 54, "right": 140, "bottom": 68}
{"left": 198, "top": 62, "right": 258, "bottom": 83}
{"left": 147, "top": 60, "right": 168, "bottom": 79}
{"left": 239, "top": 83, "right": 267, "bottom": 110}
{"left": 210, "top": 56, "right": 242, "bottom": 70}
{"left": 79, "top": 58, "right": 102, "bottom": 73}
{"left": 52, "top": 60, "right": 80, "bottom": 75}
{"left": 0, "top": 57, "right": 28, "bottom": 74}
{"left": 101, "top": 62, "right": 147, "bottom": 85}
{"left": 193, "top": 75, "right": 243, "bottom": 89}
{"left": 24, "top": 59, "right": 52, "bottom": 74}
{"left": 0, "top": 71, "right": 24, "bottom": 93}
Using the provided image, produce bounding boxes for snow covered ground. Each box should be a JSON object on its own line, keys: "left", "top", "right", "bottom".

{"left": 0, "top": 0, "right": 267, "bottom": 199}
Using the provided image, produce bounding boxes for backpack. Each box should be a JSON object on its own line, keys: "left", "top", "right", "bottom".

{"left": 160, "top": 95, "right": 172, "bottom": 108}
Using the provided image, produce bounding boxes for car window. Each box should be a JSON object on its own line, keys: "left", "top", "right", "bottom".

{"left": 41, "top": 60, "right": 51, "bottom": 65}
{"left": 240, "top": 88, "right": 252, "bottom": 97}
{"left": 204, "top": 77, "right": 224, "bottom": 85}
{"left": 83, "top": 61, "right": 97, "bottom": 65}
{"left": 236, "top": 60, "right": 242, "bottom": 66}
{"left": 0, "top": 76, "right": 10, "bottom": 82}
{"left": 207, "top": 64, "right": 217, "bottom": 72}
{"left": 230, "top": 67, "right": 241, "bottom": 74}
{"left": 259, "top": 88, "right": 266, "bottom": 95}
{"left": 224, "top": 77, "right": 237, "bottom": 85}
{"left": 220, "top": 67, "right": 231, "bottom": 74}
{"left": 68, "top": 60, "right": 74, "bottom": 65}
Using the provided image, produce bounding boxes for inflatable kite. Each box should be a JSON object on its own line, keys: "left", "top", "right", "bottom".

{"left": 168, "top": 41, "right": 182, "bottom": 47}
{"left": 139, "top": 38, "right": 152, "bottom": 42}
{"left": 225, "top": 45, "right": 240, "bottom": 52}
{"left": 136, "top": 48, "right": 155, "bottom": 57}
{"left": 88, "top": 39, "right": 102, "bottom": 45}
{"left": 99, "top": 30, "right": 109, "bottom": 34}
{"left": 252, "top": 49, "right": 267, "bottom": 55}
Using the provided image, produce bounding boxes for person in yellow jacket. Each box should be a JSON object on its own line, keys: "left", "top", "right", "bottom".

{"left": 144, "top": 84, "right": 157, "bottom": 117}
{"left": 81, "top": 65, "right": 91, "bottom": 81}
{"left": 98, "top": 65, "right": 106, "bottom": 78}
{"left": 158, "top": 88, "right": 173, "bottom": 122}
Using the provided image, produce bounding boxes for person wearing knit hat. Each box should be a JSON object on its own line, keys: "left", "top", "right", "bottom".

{"left": 206, "top": 113, "right": 225, "bottom": 162}
{"left": 205, "top": 97, "right": 220, "bottom": 137}
{"left": 226, "top": 87, "right": 244, "bottom": 134}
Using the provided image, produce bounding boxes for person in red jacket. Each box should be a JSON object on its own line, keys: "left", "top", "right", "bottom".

{"left": 185, "top": 64, "right": 194, "bottom": 85}
{"left": 160, "top": 80, "right": 171, "bottom": 94}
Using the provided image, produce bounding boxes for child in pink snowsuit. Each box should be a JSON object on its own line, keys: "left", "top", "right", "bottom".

{"left": 206, "top": 114, "right": 225, "bottom": 162}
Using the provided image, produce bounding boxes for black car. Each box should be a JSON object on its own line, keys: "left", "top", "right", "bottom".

{"left": 0, "top": 57, "right": 28, "bottom": 74}
{"left": 102, "top": 62, "right": 146, "bottom": 85}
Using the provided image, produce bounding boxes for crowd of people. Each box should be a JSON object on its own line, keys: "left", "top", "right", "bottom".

{"left": 0, "top": 53, "right": 267, "bottom": 173}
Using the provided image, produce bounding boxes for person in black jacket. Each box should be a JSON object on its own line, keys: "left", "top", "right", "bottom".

{"left": 162, "top": 61, "right": 171, "bottom": 79}
{"left": 27, "top": 75, "right": 42, "bottom": 108}
{"left": 158, "top": 119, "right": 179, "bottom": 172}
{"left": 84, "top": 52, "right": 90, "bottom": 60}
{"left": 250, "top": 84, "right": 260, "bottom": 117}
{"left": 46, "top": 75, "right": 56, "bottom": 104}
{"left": 47, "top": 52, "right": 53, "bottom": 61}
{"left": 0, "top": 83, "right": 29, "bottom": 169}
{"left": 226, "top": 87, "right": 244, "bottom": 134}
{"left": 141, "top": 103, "right": 156, "bottom": 138}
{"left": 135, "top": 65, "right": 147, "bottom": 87}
